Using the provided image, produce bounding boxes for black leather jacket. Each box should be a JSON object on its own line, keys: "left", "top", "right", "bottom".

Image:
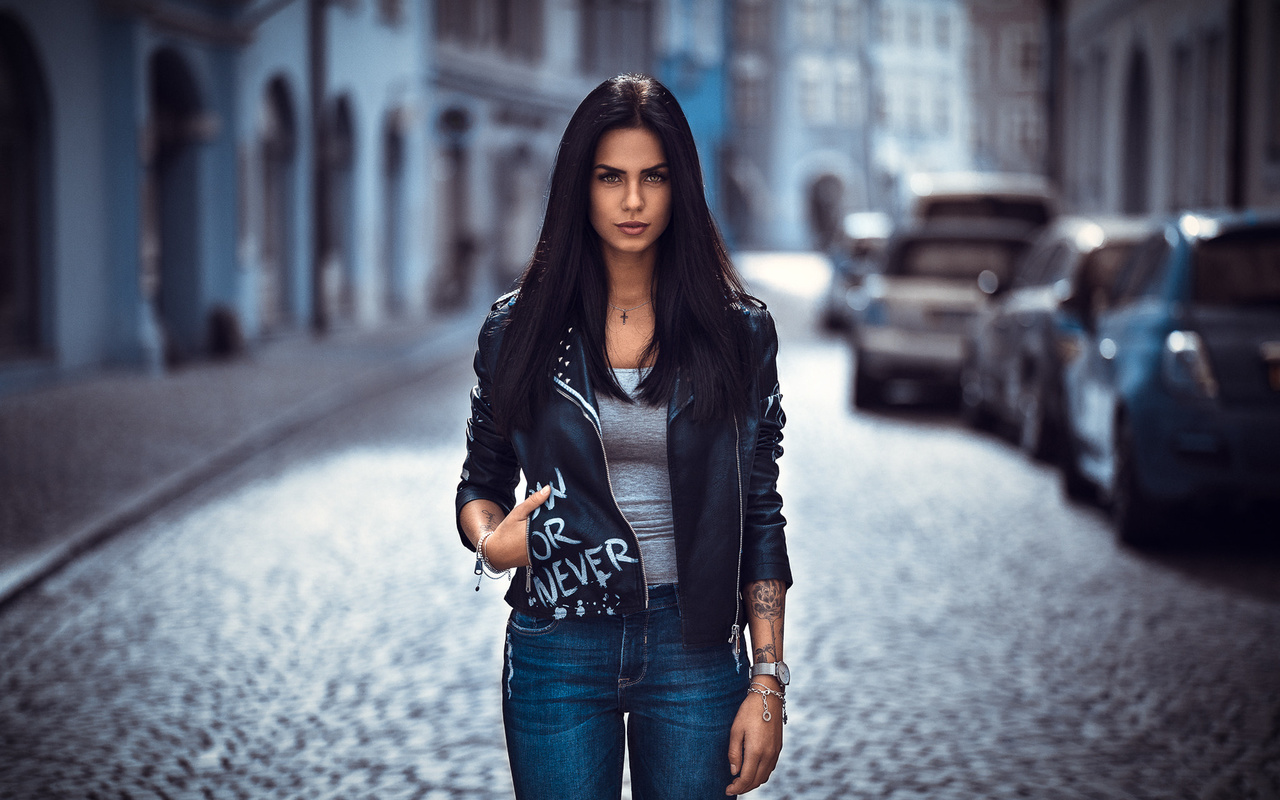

{"left": 456, "top": 293, "right": 792, "bottom": 648}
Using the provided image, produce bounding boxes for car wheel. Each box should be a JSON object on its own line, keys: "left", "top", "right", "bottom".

{"left": 1058, "top": 435, "right": 1094, "bottom": 504}
{"left": 852, "top": 352, "right": 880, "bottom": 409}
{"left": 960, "top": 367, "right": 993, "bottom": 430}
{"left": 1111, "top": 419, "right": 1161, "bottom": 546}
{"left": 1018, "top": 387, "right": 1054, "bottom": 461}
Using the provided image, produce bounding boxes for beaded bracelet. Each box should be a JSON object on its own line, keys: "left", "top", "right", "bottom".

{"left": 748, "top": 682, "right": 788, "bottom": 724}
{"left": 474, "top": 532, "right": 511, "bottom": 591}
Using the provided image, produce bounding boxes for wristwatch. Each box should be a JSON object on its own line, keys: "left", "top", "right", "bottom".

{"left": 750, "top": 660, "right": 790, "bottom": 686}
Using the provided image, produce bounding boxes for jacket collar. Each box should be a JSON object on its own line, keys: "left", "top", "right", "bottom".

{"left": 550, "top": 325, "right": 695, "bottom": 426}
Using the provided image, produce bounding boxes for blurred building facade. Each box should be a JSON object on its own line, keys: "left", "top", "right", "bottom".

{"left": 968, "top": 0, "right": 1049, "bottom": 175}
{"left": 427, "top": 0, "right": 727, "bottom": 306}
{"left": 723, "top": 0, "right": 972, "bottom": 250}
{"left": 0, "top": 0, "right": 728, "bottom": 393}
{"left": 1059, "top": 0, "right": 1280, "bottom": 214}
{"left": 0, "top": 0, "right": 435, "bottom": 391}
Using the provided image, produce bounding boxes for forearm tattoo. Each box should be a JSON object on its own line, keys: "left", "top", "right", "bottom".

{"left": 750, "top": 580, "right": 784, "bottom": 621}
{"left": 749, "top": 580, "right": 784, "bottom": 664}
{"left": 480, "top": 508, "right": 498, "bottom": 534}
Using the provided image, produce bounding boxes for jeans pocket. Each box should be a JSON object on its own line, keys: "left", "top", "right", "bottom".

{"left": 508, "top": 609, "right": 559, "bottom": 636}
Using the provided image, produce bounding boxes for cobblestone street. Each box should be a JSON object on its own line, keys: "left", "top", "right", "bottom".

{"left": 2, "top": 254, "right": 1279, "bottom": 799}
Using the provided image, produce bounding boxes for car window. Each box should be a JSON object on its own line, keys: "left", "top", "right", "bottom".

{"left": 1012, "top": 241, "right": 1056, "bottom": 288}
{"left": 1111, "top": 234, "right": 1170, "bottom": 307}
{"left": 1080, "top": 242, "right": 1135, "bottom": 294}
{"left": 919, "top": 198, "right": 1051, "bottom": 226}
{"left": 1192, "top": 230, "right": 1280, "bottom": 307}
{"left": 893, "top": 239, "right": 1027, "bottom": 281}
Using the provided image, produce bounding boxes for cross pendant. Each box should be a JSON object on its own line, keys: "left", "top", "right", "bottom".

{"left": 620, "top": 310, "right": 629, "bottom": 324}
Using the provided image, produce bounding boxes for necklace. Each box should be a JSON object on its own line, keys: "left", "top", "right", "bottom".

{"left": 608, "top": 300, "right": 651, "bottom": 325}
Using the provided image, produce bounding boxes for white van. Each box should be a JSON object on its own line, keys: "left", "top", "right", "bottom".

{"left": 906, "top": 172, "right": 1056, "bottom": 228}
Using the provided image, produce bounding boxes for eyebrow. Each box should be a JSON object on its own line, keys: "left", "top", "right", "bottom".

{"left": 593, "top": 162, "right": 669, "bottom": 174}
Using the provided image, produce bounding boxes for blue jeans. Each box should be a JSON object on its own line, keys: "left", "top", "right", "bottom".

{"left": 502, "top": 584, "right": 750, "bottom": 799}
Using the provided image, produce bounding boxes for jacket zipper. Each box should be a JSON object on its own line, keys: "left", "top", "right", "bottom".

{"left": 554, "top": 384, "right": 651, "bottom": 608}
{"left": 729, "top": 413, "right": 744, "bottom": 656}
{"left": 525, "top": 516, "right": 533, "bottom": 592}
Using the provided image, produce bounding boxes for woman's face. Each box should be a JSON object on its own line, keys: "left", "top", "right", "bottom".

{"left": 589, "top": 126, "right": 671, "bottom": 265}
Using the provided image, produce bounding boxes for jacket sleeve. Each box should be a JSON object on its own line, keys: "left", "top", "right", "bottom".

{"left": 741, "top": 309, "right": 793, "bottom": 587}
{"left": 455, "top": 314, "right": 521, "bottom": 551}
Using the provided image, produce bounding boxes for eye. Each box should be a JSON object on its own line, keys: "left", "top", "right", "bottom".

{"left": 596, "top": 171, "right": 621, "bottom": 184}
{"left": 645, "top": 172, "right": 668, "bottom": 184}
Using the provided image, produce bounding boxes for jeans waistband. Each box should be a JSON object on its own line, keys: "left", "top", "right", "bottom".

{"left": 646, "top": 583, "right": 678, "bottom": 611}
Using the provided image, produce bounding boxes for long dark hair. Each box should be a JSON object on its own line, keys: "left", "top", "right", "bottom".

{"left": 491, "top": 74, "right": 759, "bottom": 434}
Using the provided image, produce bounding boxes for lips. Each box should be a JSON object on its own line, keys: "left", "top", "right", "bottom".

{"left": 616, "top": 221, "right": 649, "bottom": 236}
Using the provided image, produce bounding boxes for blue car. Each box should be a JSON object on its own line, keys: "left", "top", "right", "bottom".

{"left": 1060, "top": 210, "right": 1280, "bottom": 544}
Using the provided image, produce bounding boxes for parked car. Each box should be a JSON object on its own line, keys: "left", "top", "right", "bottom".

{"left": 820, "top": 211, "right": 892, "bottom": 331}
{"left": 961, "top": 215, "right": 1155, "bottom": 459}
{"left": 848, "top": 220, "right": 1036, "bottom": 407}
{"left": 905, "top": 171, "right": 1056, "bottom": 228}
{"left": 1059, "top": 210, "right": 1280, "bottom": 544}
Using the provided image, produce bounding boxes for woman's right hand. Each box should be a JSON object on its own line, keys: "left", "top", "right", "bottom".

{"left": 465, "top": 486, "right": 551, "bottom": 572}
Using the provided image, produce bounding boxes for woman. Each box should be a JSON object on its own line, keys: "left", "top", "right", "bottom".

{"left": 456, "top": 74, "right": 791, "bottom": 799}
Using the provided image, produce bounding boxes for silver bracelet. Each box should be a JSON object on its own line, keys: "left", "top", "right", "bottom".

{"left": 748, "top": 682, "right": 788, "bottom": 724}
{"left": 474, "top": 532, "right": 511, "bottom": 591}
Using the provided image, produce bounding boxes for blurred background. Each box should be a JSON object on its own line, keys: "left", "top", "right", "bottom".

{"left": 1, "top": 0, "right": 1275, "bottom": 381}
{"left": 2, "top": 1, "right": 1279, "bottom": 798}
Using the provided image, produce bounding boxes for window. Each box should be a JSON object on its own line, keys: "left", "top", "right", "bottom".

{"left": 734, "top": 57, "right": 768, "bottom": 122}
{"left": 1019, "top": 40, "right": 1041, "bottom": 85}
{"left": 1002, "top": 25, "right": 1041, "bottom": 87}
{"left": 1011, "top": 242, "right": 1060, "bottom": 289}
{"left": 969, "top": 30, "right": 988, "bottom": 86}
{"left": 1111, "top": 234, "right": 1170, "bottom": 307}
{"left": 904, "top": 88, "right": 922, "bottom": 134}
{"left": 1269, "top": 0, "right": 1280, "bottom": 160}
{"left": 798, "top": 0, "right": 825, "bottom": 42}
{"left": 581, "top": 0, "right": 655, "bottom": 75}
{"left": 879, "top": 7, "right": 894, "bottom": 44}
{"left": 933, "top": 90, "right": 950, "bottom": 135}
{"left": 835, "top": 59, "right": 861, "bottom": 125}
{"left": 497, "top": 0, "right": 544, "bottom": 61}
{"left": 835, "top": 0, "right": 859, "bottom": 45}
{"left": 905, "top": 8, "right": 921, "bottom": 47}
{"left": 1200, "top": 31, "right": 1226, "bottom": 205}
{"left": 1171, "top": 43, "right": 1195, "bottom": 206}
{"left": 799, "top": 57, "right": 833, "bottom": 124}
{"left": 1013, "top": 103, "right": 1044, "bottom": 162}
{"left": 378, "top": 0, "right": 405, "bottom": 26}
{"left": 1192, "top": 232, "right": 1280, "bottom": 306}
{"left": 737, "top": 0, "right": 767, "bottom": 47}
{"left": 435, "top": 0, "right": 475, "bottom": 41}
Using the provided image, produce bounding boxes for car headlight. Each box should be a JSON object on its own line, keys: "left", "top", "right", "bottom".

{"left": 1162, "top": 330, "right": 1218, "bottom": 399}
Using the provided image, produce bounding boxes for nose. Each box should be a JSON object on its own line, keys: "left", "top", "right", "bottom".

{"left": 623, "top": 179, "right": 644, "bottom": 213}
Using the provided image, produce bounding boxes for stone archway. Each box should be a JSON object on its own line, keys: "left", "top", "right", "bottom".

{"left": 381, "top": 110, "right": 406, "bottom": 315}
{"left": 1121, "top": 47, "right": 1151, "bottom": 215}
{"left": 147, "top": 47, "right": 205, "bottom": 362}
{"left": 434, "top": 106, "right": 473, "bottom": 311}
{"left": 324, "top": 94, "right": 356, "bottom": 321}
{"left": 259, "top": 76, "right": 298, "bottom": 333}
{"left": 806, "top": 173, "right": 844, "bottom": 252}
{"left": 0, "top": 13, "right": 49, "bottom": 360}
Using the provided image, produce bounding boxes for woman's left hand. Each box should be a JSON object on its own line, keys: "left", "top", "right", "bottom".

{"left": 725, "top": 682, "right": 784, "bottom": 795}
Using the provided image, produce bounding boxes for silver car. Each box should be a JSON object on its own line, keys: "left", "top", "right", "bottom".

{"left": 848, "top": 220, "right": 1035, "bottom": 408}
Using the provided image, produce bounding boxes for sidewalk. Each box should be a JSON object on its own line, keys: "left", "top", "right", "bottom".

{"left": 0, "top": 307, "right": 485, "bottom": 608}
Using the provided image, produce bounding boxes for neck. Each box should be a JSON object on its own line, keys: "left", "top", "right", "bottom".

{"left": 603, "top": 249, "right": 655, "bottom": 307}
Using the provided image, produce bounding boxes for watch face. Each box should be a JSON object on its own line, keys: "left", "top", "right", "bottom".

{"left": 776, "top": 662, "right": 790, "bottom": 685}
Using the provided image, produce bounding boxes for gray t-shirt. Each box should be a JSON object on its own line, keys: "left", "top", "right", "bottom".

{"left": 596, "top": 367, "right": 678, "bottom": 585}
